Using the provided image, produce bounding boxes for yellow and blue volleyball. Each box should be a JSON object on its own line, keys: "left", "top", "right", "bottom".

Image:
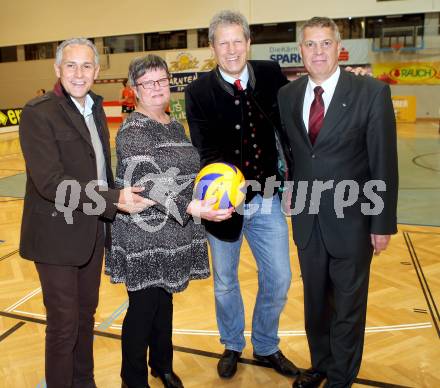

{"left": 194, "top": 163, "right": 246, "bottom": 209}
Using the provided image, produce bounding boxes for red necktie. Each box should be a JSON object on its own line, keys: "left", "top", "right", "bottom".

{"left": 234, "top": 79, "right": 243, "bottom": 91}
{"left": 308, "top": 86, "right": 324, "bottom": 145}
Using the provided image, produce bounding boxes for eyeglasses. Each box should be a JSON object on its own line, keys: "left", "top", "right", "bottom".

{"left": 136, "top": 77, "right": 170, "bottom": 89}
{"left": 302, "top": 39, "right": 335, "bottom": 50}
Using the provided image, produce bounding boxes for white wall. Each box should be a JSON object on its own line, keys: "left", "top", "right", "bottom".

{"left": 0, "top": 1, "right": 239, "bottom": 47}
{"left": 1, "top": 0, "right": 439, "bottom": 46}
{"left": 391, "top": 85, "right": 440, "bottom": 117}
{"left": 2, "top": 45, "right": 439, "bottom": 117}
{"left": 251, "top": 0, "right": 440, "bottom": 22}
{"left": 0, "top": 50, "right": 164, "bottom": 107}
{"left": 1, "top": 1, "right": 439, "bottom": 116}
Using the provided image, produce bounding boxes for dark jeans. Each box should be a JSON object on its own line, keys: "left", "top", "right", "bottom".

{"left": 121, "top": 287, "right": 173, "bottom": 388}
{"left": 35, "top": 224, "right": 104, "bottom": 388}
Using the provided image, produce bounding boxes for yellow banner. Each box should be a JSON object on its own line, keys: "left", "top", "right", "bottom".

{"left": 392, "top": 96, "right": 416, "bottom": 123}
{"left": 374, "top": 62, "right": 440, "bottom": 85}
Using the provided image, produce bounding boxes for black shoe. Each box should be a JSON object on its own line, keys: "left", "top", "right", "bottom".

{"left": 151, "top": 369, "right": 183, "bottom": 388}
{"left": 293, "top": 368, "right": 326, "bottom": 388}
{"left": 121, "top": 380, "right": 150, "bottom": 388}
{"left": 217, "top": 349, "right": 242, "bottom": 378}
{"left": 253, "top": 350, "right": 299, "bottom": 377}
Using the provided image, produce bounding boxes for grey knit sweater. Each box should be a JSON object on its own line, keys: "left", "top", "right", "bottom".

{"left": 105, "top": 112, "right": 210, "bottom": 293}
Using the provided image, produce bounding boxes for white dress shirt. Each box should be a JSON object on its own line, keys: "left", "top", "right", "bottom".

{"left": 71, "top": 94, "right": 108, "bottom": 186}
{"left": 303, "top": 66, "right": 341, "bottom": 132}
{"left": 219, "top": 66, "right": 250, "bottom": 90}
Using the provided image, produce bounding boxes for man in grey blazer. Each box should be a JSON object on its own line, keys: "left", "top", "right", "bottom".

{"left": 19, "top": 38, "right": 149, "bottom": 388}
{"left": 278, "top": 17, "right": 398, "bottom": 388}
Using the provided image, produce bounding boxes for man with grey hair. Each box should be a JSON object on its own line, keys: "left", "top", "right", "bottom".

{"left": 278, "top": 17, "right": 398, "bottom": 387}
{"left": 186, "top": 10, "right": 298, "bottom": 380}
{"left": 19, "top": 38, "right": 150, "bottom": 387}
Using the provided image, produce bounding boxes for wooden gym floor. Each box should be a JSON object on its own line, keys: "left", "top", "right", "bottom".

{"left": 0, "top": 120, "right": 439, "bottom": 388}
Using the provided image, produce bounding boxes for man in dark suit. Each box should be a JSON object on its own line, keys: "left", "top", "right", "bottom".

{"left": 278, "top": 17, "right": 398, "bottom": 388}
{"left": 19, "top": 38, "right": 149, "bottom": 388}
{"left": 185, "top": 10, "right": 298, "bottom": 380}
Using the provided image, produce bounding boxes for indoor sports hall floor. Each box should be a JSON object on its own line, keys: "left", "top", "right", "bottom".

{"left": 0, "top": 120, "right": 439, "bottom": 387}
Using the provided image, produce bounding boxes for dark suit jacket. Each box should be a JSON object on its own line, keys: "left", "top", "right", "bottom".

{"left": 185, "top": 60, "right": 289, "bottom": 241}
{"left": 19, "top": 83, "right": 119, "bottom": 266}
{"left": 278, "top": 69, "right": 398, "bottom": 257}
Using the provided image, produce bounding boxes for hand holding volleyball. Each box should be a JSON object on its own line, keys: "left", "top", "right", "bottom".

{"left": 193, "top": 162, "right": 246, "bottom": 210}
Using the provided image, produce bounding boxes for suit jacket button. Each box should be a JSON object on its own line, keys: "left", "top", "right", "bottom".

{"left": 235, "top": 100, "right": 240, "bottom": 105}
{"left": 51, "top": 211, "right": 57, "bottom": 217}
{"left": 311, "top": 154, "right": 316, "bottom": 159}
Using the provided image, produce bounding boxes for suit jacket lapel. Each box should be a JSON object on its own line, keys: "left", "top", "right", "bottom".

{"left": 58, "top": 97, "right": 94, "bottom": 149}
{"left": 315, "top": 70, "right": 352, "bottom": 147}
{"left": 52, "top": 82, "right": 95, "bottom": 149}
{"left": 95, "top": 110, "right": 112, "bottom": 168}
{"left": 291, "top": 77, "right": 310, "bottom": 146}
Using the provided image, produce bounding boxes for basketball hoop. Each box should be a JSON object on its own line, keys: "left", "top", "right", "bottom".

{"left": 391, "top": 43, "right": 403, "bottom": 54}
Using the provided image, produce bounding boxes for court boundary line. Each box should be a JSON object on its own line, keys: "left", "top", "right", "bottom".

{"left": 0, "top": 168, "right": 26, "bottom": 172}
{"left": 0, "top": 225, "right": 437, "bottom": 385}
{"left": 400, "top": 229, "right": 440, "bottom": 236}
{"left": 95, "top": 299, "right": 128, "bottom": 331}
{"left": 3, "top": 309, "right": 433, "bottom": 336}
{"left": 399, "top": 186, "right": 440, "bottom": 190}
{"left": 0, "top": 171, "right": 25, "bottom": 180}
{"left": 0, "top": 248, "right": 19, "bottom": 262}
{"left": 0, "top": 198, "right": 23, "bottom": 202}
{"left": 4, "top": 287, "right": 41, "bottom": 312}
{"left": 0, "top": 310, "right": 414, "bottom": 388}
{"left": 412, "top": 152, "right": 440, "bottom": 172}
{"left": 398, "top": 222, "right": 440, "bottom": 229}
{"left": 403, "top": 231, "right": 440, "bottom": 338}
{"left": 0, "top": 321, "right": 25, "bottom": 342}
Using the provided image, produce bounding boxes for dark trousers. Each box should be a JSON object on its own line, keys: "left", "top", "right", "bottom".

{"left": 297, "top": 219, "right": 373, "bottom": 388}
{"left": 121, "top": 287, "right": 173, "bottom": 388}
{"left": 35, "top": 224, "right": 104, "bottom": 388}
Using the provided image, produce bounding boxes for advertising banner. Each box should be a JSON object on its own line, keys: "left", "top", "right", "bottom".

{"left": 251, "top": 39, "right": 370, "bottom": 67}
{"left": 392, "top": 96, "right": 417, "bottom": 123}
{"left": 374, "top": 62, "right": 440, "bottom": 85}
{"left": 0, "top": 108, "right": 22, "bottom": 133}
{"left": 166, "top": 49, "right": 215, "bottom": 73}
{"left": 169, "top": 98, "right": 186, "bottom": 121}
{"left": 166, "top": 49, "right": 215, "bottom": 92}
{"left": 169, "top": 72, "right": 200, "bottom": 93}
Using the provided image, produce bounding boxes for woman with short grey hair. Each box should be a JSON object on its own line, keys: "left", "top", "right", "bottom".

{"left": 106, "top": 54, "right": 232, "bottom": 388}
{"left": 127, "top": 54, "right": 170, "bottom": 87}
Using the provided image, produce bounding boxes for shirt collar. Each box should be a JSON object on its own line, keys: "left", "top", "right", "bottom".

{"left": 308, "top": 66, "right": 341, "bottom": 95}
{"left": 70, "top": 94, "right": 94, "bottom": 117}
{"left": 219, "top": 65, "right": 250, "bottom": 89}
